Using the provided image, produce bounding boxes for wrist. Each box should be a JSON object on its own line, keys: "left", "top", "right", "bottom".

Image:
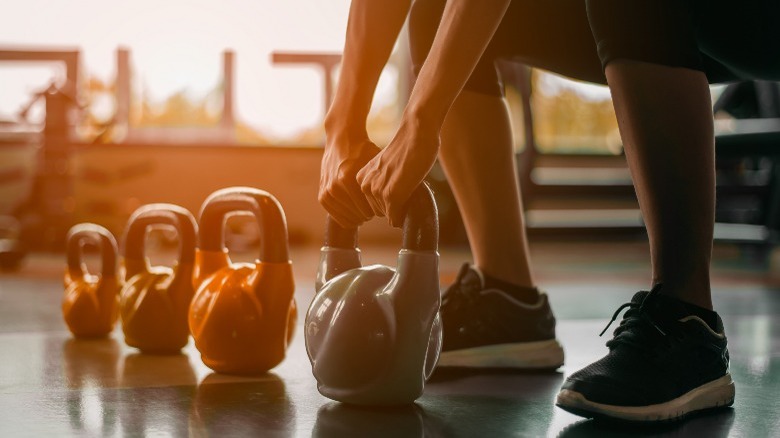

{"left": 400, "top": 102, "right": 444, "bottom": 142}
{"left": 323, "top": 110, "right": 368, "bottom": 145}
{"left": 403, "top": 95, "right": 448, "bottom": 136}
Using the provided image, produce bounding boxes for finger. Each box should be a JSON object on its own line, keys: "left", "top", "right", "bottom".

{"left": 344, "top": 182, "right": 374, "bottom": 219}
{"left": 356, "top": 167, "right": 385, "bottom": 218}
{"left": 321, "top": 176, "right": 367, "bottom": 220}
{"left": 387, "top": 201, "right": 407, "bottom": 229}
{"left": 336, "top": 173, "right": 373, "bottom": 220}
{"left": 355, "top": 164, "right": 368, "bottom": 187}
{"left": 330, "top": 214, "right": 358, "bottom": 230}
{"left": 320, "top": 192, "right": 365, "bottom": 228}
{"left": 360, "top": 183, "right": 385, "bottom": 218}
{"left": 330, "top": 182, "right": 372, "bottom": 223}
{"left": 320, "top": 198, "right": 358, "bottom": 229}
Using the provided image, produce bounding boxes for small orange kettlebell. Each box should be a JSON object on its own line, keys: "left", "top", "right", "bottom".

{"left": 63, "top": 223, "right": 120, "bottom": 338}
{"left": 120, "top": 204, "right": 198, "bottom": 354}
{"left": 189, "top": 187, "right": 297, "bottom": 375}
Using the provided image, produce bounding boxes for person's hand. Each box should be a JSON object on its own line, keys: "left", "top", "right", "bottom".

{"left": 356, "top": 118, "right": 440, "bottom": 227}
{"left": 319, "top": 131, "right": 380, "bottom": 228}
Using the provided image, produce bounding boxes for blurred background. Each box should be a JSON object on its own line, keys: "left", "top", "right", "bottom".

{"left": 0, "top": 0, "right": 622, "bottom": 147}
{"left": 1, "top": 0, "right": 779, "bottom": 269}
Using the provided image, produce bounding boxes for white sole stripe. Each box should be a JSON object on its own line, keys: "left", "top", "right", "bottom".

{"left": 437, "top": 339, "right": 565, "bottom": 369}
{"left": 556, "top": 373, "right": 736, "bottom": 422}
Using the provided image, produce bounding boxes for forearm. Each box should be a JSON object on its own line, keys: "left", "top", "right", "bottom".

{"left": 325, "top": 0, "right": 412, "bottom": 138}
{"left": 405, "top": 0, "right": 511, "bottom": 129}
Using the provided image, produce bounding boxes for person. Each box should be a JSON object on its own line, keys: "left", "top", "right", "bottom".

{"left": 319, "top": 0, "right": 778, "bottom": 422}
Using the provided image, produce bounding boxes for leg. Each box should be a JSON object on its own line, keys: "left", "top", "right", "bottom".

{"left": 434, "top": 91, "right": 563, "bottom": 368}
{"left": 556, "top": 0, "right": 735, "bottom": 422}
{"left": 409, "top": 0, "right": 566, "bottom": 369}
{"left": 439, "top": 90, "right": 534, "bottom": 288}
{"left": 606, "top": 61, "right": 715, "bottom": 309}
{"left": 409, "top": 0, "right": 603, "bottom": 286}
{"left": 558, "top": 60, "right": 734, "bottom": 422}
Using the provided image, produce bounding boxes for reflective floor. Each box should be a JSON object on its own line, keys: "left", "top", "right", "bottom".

{"left": 1, "top": 242, "right": 778, "bottom": 437}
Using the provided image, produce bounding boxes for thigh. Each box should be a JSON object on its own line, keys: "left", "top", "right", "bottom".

{"left": 408, "top": 0, "right": 606, "bottom": 98}
{"left": 696, "top": 0, "right": 780, "bottom": 81}
{"left": 494, "top": 0, "right": 605, "bottom": 85}
{"left": 586, "top": 0, "right": 780, "bottom": 83}
{"left": 586, "top": 0, "right": 704, "bottom": 73}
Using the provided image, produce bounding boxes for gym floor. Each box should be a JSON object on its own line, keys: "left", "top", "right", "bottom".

{"left": 1, "top": 240, "right": 778, "bottom": 437}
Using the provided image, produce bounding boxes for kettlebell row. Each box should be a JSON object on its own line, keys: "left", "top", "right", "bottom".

{"left": 62, "top": 182, "right": 442, "bottom": 406}
{"left": 62, "top": 186, "right": 297, "bottom": 375}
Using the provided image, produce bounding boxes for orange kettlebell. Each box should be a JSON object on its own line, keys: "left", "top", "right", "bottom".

{"left": 63, "top": 223, "right": 120, "bottom": 338}
{"left": 120, "top": 204, "right": 198, "bottom": 354}
{"left": 189, "top": 187, "right": 297, "bottom": 375}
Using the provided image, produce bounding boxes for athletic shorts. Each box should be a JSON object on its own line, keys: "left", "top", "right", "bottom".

{"left": 409, "top": 0, "right": 780, "bottom": 96}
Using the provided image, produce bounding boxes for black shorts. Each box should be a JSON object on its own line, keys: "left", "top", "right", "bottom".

{"left": 409, "top": 0, "right": 780, "bottom": 96}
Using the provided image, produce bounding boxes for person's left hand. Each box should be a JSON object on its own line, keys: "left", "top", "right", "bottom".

{"left": 356, "top": 118, "right": 440, "bottom": 227}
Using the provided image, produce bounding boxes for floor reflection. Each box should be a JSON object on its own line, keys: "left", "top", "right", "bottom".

{"left": 313, "top": 403, "right": 427, "bottom": 438}
{"left": 62, "top": 338, "right": 122, "bottom": 436}
{"left": 118, "top": 352, "right": 197, "bottom": 436}
{"left": 62, "top": 337, "right": 122, "bottom": 388}
{"left": 120, "top": 351, "right": 198, "bottom": 387}
{"left": 191, "top": 373, "right": 295, "bottom": 437}
{"left": 427, "top": 368, "right": 563, "bottom": 437}
{"left": 424, "top": 393, "right": 559, "bottom": 437}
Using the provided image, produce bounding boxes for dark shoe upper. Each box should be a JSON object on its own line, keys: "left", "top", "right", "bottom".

{"left": 561, "top": 285, "right": 730, "bottom": 407}
{"left": 440, "top": 264, "right": 557, "bottom": 352}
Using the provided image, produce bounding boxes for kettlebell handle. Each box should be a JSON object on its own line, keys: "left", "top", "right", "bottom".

{"left": 323, "top": 216, "right": 358, "bottom": 249}
{"left": 66, "top": 223, "right": 118, "bottom": 278}
{"left": 324, "top": 182, "right": 438, "bottom": 252}
{"left": 123, "top": 204, "right": 198, "bottom": 266}
{"left": 198, "top": 187, "right": 290, "bottom": 263}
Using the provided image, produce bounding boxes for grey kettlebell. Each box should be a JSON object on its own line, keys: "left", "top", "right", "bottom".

{"left": 305, "top": 182, "right": 442, "bottom": 405}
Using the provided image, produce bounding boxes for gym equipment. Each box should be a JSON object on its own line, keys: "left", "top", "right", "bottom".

{"left": 190, "top": 187, "right": 297, "bottom": 375}
{"left": 120, "top": 204, "right": 197, "bottom": 353}
{"left": 63, "top": 223, "right": 120, "bottom": 338}
{"left": 306, "top": 182, "right": 442, "bottom": 405}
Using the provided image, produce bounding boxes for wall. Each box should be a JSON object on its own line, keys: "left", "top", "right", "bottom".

{"left": 1, "top": 142, "right": 402, "bottom": 246}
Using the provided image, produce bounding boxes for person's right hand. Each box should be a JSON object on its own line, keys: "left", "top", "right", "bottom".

{"left": 319, "top": 132, "right": 380, "bottom": 228}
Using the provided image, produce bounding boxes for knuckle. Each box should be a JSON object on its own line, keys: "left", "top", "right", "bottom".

{"left": 382, "top": 187, "right": 394, "bottom": 203}
{"left": 318, "top": 190, "right": 331, "bottom": 204}
{"left": 335, "top": 172, "right": 349, "bottom": 186}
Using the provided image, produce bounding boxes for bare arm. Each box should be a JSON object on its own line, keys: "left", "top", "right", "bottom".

{"left": 319, "top": 0, "right": 412, "bottom": 228}
{"left": 357, "top": 0, "right": 512, "bottom": 226}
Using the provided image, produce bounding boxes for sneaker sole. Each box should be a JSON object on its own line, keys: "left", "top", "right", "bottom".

{"left": 436, "top": 339, "right": 564, "bottom": 369}
{"left": 556, "top": 373, "right": 735, "bottom": 423}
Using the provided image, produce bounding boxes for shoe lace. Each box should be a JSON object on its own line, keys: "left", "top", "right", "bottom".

{"left": 599, "top": 285, "right": 671, "bottom": 350}
{"left": 441, "top": 264, "right": 481, "bottom": 313}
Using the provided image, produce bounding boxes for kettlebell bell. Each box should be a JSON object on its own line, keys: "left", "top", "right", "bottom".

{"left": 189, "top": 187, "right": 297, "bottom": 375}
{"left": 305, "top": 182, "right": 443, "bottom": 405}
{"left": 63, "top": 223, "right": 120, "bottom": 338}
{"left": 120, "top": 204, "right": 198, "bottom": 353}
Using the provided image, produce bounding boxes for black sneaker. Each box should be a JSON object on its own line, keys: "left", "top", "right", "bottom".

{"left": 436, "top": 263, "right": 564, "bottom": 369}
{"left": 556, "top": 285, "right": 735, "bottom": 422}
